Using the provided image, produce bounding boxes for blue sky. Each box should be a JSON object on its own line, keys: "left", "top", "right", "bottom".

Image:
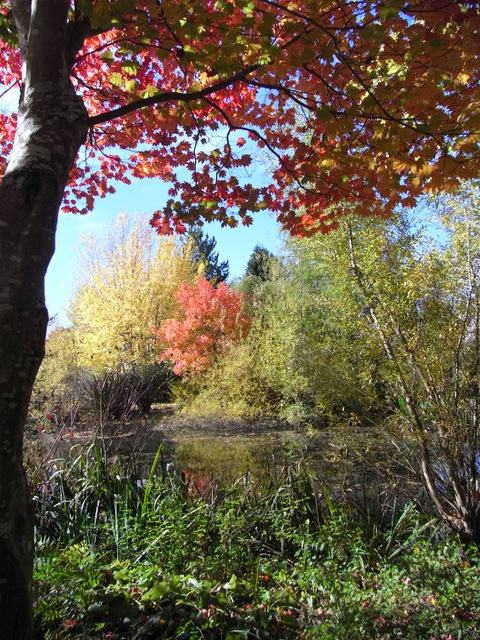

{"left": 46, "top": 177, "right": 283, "bottom": 326}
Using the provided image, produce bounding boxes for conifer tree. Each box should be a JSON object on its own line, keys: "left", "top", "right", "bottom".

{"left": 187, "top": 225, "right": 229, "bottom": 285}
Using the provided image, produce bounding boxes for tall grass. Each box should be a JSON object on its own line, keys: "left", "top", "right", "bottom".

{"left": 30, "top": 446, "right": 480, "bottom": 639}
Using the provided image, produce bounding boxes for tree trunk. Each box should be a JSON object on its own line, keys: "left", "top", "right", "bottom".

{"left": 0, "top": 2, "right": 88, "bottom": 637}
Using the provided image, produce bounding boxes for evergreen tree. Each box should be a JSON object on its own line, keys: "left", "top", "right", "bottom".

{"left": 187, "top": 225, "right": 229, "bottom": 285}
{"left": 245, "top": 245, "right": 275, "bottom": 281}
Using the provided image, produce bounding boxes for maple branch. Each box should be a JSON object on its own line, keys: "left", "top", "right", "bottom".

{"left": 186, "top": 103, "right": 202, "bottom": 195}
{"left": 261, "top": 0, "right": 370, "bottom": 37}
{"left": 71, "top": 14, "right": 167, "bottom": 65}
{"left": 201, "top": 96, "right": 321, "bottom": 199}
{"left": 159, "top": 7, "right": 185, "bottom": 50}
{"left": 71, "top": 70, "right": 110, "bottom": 98}
{"left": 245, "top": 77, "right": 317, "bottom": 113}
{"left": 202, "top": 98, "right": 380, "bottom": 208}
{"left": 88, "top": 65, "right": 260, "bottom": 126}
{"left": 66, "top": 14, "right": 107, "bottom": 69}
{"left": 87, "top": 13, "right": 308, "bottom": 128}
{"left": 263, "top": 0, "right": 467, "bottom": 153}
{"left": 73, "top": 34, "right": 139, "bottom": 65}
{"left": 300, "top": 58, "right": 468, "bottom": 152}
{"left": 0, "top": 79, "right": 21, "bottom": 101}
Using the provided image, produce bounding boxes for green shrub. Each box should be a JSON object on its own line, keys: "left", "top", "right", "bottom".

{"left": 177, "top": 340, "right": 280, "bottom": 420}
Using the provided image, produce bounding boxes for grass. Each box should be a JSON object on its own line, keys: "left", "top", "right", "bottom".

{"left": 30, "top": 443, "right": 480, "bottom": 639}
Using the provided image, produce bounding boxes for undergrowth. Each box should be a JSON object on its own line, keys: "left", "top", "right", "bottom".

{"left": 31, "top": 445, "right": 480, "bottom": 639}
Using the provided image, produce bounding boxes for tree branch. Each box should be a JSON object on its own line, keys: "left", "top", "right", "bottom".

{"left": 88, "top": 64, "right": 260, "bottom": 126}
{"left": 9, "top": 0, "right": 30, "bottom": 67}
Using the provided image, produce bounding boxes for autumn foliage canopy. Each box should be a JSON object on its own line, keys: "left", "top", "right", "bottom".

{"left": 155, "top": 278, "right": 251, "bottom": 376}
{"left": 1, "top": 1, "right": 479, "bottom": 236}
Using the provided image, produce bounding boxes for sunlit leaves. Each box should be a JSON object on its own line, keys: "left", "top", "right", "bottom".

{"left": 2, "top": 1, "right": 480, "bottom": 234}
{"left": 68, "top": 213, "right": 200, "bottom": 370}
{"left": 155, "top": 277, "right": 251, "bottom": 377}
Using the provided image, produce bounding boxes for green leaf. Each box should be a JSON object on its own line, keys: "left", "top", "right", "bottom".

{"left": 379, "top": 6, "right": 399, "bottom": 19}
{"left": 113, "top": 569, "right": 130, "bottom": 583}
{"left": 316, "top": 105, "right": 331, "bottom": 122}
{"left": 397, "top": 396, "right": 408, "bottom": 414}
{"left": 223, "top": 574, "right": 238, "bottom": 591}
{"left": 141, "top": 581, "right": 170, "bottom": 603}
{"left": 121, "top": 60, "right": 141, "bottom": 75}
{"left": 109, "top": 72, "right": 124, "bottom": 88}
{"left": 101, "top": 49, "right": 114, "bottom": 63}
{"left": 124, "top": 79, "right": 138, "bottom": 93}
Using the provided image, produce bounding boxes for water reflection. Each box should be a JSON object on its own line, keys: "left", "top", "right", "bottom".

{"left": 103, "top": 418, "right": 418, "bottom": 498}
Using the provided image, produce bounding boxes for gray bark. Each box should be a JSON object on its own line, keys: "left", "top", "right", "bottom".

{"left": 0, "top": 1, "right": 88, "bottom": 637}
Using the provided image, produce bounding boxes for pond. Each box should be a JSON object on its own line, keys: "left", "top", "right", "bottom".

{"left": 93, "top": 411, "right": 420, "bottom": 501}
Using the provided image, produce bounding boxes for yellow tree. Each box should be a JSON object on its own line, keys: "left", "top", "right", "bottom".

{"left": 69, "top": 212, "right": 201, "bottom": 370}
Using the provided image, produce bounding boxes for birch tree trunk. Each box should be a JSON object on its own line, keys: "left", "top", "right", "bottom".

{"left": 0, "top": 2, "right": 88, "bottom": 637}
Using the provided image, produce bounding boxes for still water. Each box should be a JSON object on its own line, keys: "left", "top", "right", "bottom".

{"left": 101, "top": 415, "right": 418, "bottom": 497}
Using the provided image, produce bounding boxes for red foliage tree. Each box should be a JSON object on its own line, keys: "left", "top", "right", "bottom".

{"left": 155, "top": 278, "right": 251, "bottom": 377}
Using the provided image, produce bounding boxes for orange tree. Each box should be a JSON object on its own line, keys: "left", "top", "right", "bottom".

{"left": 155, "top": 277, "right": 252, "bottom": 377}
{"left": 0, "top": 1, "right": 479, "bottom": 636}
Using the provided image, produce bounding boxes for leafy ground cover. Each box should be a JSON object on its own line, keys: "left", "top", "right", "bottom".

{"left": 31, "top": 444, "right": 480, "bottom": 639}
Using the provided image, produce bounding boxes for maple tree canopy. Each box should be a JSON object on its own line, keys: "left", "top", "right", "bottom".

{"left": 1, "top": 0, "right": 479, "bottom": 236}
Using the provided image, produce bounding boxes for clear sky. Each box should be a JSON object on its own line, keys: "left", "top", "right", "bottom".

{"left": 45, "top": 176, "right": 283, "bottom": 326}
